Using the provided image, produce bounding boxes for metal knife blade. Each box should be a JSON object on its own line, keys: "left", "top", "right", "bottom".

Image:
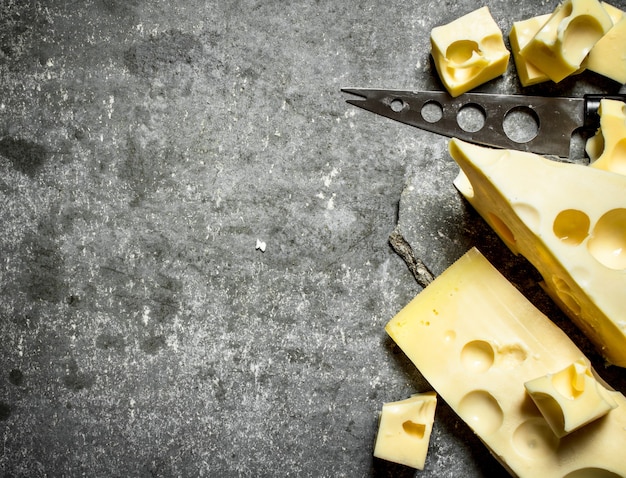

{"left": 341, "top": 88, "right": 626, "bottom": 157}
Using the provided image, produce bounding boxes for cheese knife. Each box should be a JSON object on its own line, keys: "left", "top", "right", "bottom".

{"left": 341, "top": 88, "right": 626, "bottom": 158}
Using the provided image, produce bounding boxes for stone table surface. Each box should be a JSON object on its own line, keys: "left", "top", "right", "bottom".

{"left": 1, "top": 0, "right": 625, "bottom": 476}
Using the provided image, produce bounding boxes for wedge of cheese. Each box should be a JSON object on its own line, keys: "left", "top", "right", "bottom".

{"left": 373, "top": 393, "right": 437, "bottom": 469}
{"left": 586, "top": 99, "right": 626, "bottom": 176}
{"left": 449, "top": 138, "right": 626, "bottom": 367}
{"left": 587, "top": 3, "right": 626, "bottom": 83}
{"left": 430, "top": 6, "right": 510, "bottom": 97}
{"left": 520, "top": 0, "right": 613, "bottom": 83}
{"left": 386, "top": 248, "right": 626, "bottom": 477}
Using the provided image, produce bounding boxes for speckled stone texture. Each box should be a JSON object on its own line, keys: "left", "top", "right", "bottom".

{"left": 1, "top": 1, "right": 625, "bottom": 477}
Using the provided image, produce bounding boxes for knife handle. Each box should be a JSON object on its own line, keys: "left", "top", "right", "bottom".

{"left": 583, "top": 94, "right": 626, "bottom": 131}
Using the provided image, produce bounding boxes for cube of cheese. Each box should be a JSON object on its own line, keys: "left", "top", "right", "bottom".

{"left": 586, "top": 98, "right": 626, "bottom": 175}
{"left": 520, "top": 0, "right": 613, "bottom": 83}
{"left": 587, "top": 2, "right": 626, "bottom": 83}
{"left": 373, "top": 393, "right": 437, "bottom": 469}
{"left": 450, "top": 138, "right": 626, "bottom": 367}
{"left": 430, "top": 7, "right": 510, "bottom": 97}
{"left": 385, "top": 247, "right": 626, "bottom": 477}
{"left": 510, "top": 14, "right": 552, "bottom": 86}
{"left": 525, "top": 358, "right": 617, "bottom": 438}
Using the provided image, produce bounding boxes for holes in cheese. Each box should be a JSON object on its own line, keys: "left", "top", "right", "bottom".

{"left": 553, "top": 209, "right": 590, "bottom": 246}
{"left": 487, "top": 212, "right": 516, "bottom": 247}
{"left": 461, "top": 340, "right": 495, "bottom": 373}
{"left": 524, "top": 359, "right": 618, "bottom": 438}
{"left": 401, "top": 420, "right": 426, "bottom": 439}
{"left": 562, "top": 13, "right": 607, "bottom": 62}
{"left": 457, "top": 390, "right": 504, "bottom": 435}
{"left": 446, "top": 40, "right": 482, "bottom": 65}
{"left": 385, "top": 247, "right": 626, "bottom": 476}
{"left": 513, "top": 203, "right": 540, "bottom": 232}
{"left": 511, "top": 418, "right": 559, "bottom": 459}
{"left": 449, "top": 138, "right": 626, "bottom": 367}
{"left": 430, "top": 7, "right": 510, "bottom": 97}
{"left": 460, "top": 339, "right": 529, "bottom": 373}
{"left": 496, "top": 342, "right": 529, "bottom": 368}
{"left": 563, "top": 468, "right": 623, "bottom": 478}
{"left": 587, "top": 208, "right": 626, "bottom": 270}
{"left": 373, "top": 393, "right": 437, "bottom": 470}
{"left": 552, "top": 361, "right": 590, "bottom": 399}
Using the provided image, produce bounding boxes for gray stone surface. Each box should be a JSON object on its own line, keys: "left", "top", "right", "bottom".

{"left": 1, "top": 0, "right": 625, "bottom": 476}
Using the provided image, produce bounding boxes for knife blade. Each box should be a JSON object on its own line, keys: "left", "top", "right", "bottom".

{"left": 341, "top": 88, "right": 626, "bottom": 157}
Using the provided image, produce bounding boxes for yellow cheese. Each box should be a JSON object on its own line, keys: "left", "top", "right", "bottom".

{"left": 509, "top": 14, "right": 587, "bottom": 86}
{"left": 430, "top": 7, "right": 510, "bottom": 97}
{"left": 385, "top": 247, "right": 626, "bottom": 477}
{"left": 373, "top": 392, "right": 437, "bottom": 469}
{"left": 587, "top": 3, "right": 626, "bottom": 83}
{"left": 450, "top": 138, "right": 626, "bottom": 367}
{"left": 510, "top": 14, "right": 552, "bottom": 86}
{"left": 520, "top": 0, "right": 613, "bottom": 83}
{"left": 524, "top": 358, "right": 618, "bottom": 438}
{"left": 586, "top": 99, "right": 626, "bottom": 175}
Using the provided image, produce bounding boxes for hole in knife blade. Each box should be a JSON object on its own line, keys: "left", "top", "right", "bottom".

{"left": 390, "top": 98, "right": 406, "bottom": 113}
{"left": 421, "top": 101, "right": 443, "bottom": 123}
{"left": 457, "top": 103, "right": 485, "bottom": 133}
{"left": 503, "top": 106, "right": 539, "bottom": 143}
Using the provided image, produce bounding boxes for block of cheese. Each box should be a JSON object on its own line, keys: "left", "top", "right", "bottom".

{"left": 524, "top": 358, "right": 617, "bottom": 438}
{"left": 449, "top": 138, "right": 626, "bottom": 367}
{"left": 430, "top": 7, "right": 510, "bottom": 97}
{"left": 587, "top": 3, "right": 626, "bottom": 83}
{"left": 385, "top": 247, "right": 626, "bottom": 477}
{"left": 520, "top": 0, "right": 613, "bottom": 83}
{"left": 510, "top": 14, "right": 552, "bottom": 86}
{"left": 586, "top": 99, "right": 626, "bottom": 175}
{"left": 373, "top": 392, "right": 437, "bottom": 469}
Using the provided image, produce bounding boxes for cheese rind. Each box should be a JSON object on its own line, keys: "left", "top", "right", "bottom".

{"left": 385, "top": 248, "right": 626, "bottom": 477}
{"left": 586, "top": 99, "right": 626, "bottom": 175}
{"left": 510, "top": 14, "right": 552, "bottom": 86}
{"left": 587, "top": 3, "right": 626, "bottom": 83}
{"left": 373, "top": 393, "right": 437, "bottom": 469}
{"left": 450, "top": 138, "right": 626, "bottom": 367}
{"left": 520, "top": 0, "right": 613, "bottom": 82}
{"left": 430, "top": 7, "right": 510, "bottom": 97}
{"left": 524, "top": 358, "right": 618, "bottom": 437}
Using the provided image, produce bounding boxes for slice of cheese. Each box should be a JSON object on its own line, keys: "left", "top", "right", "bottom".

{"left": 586, "top": 99, "right": 626, "bottom": 175}
{"left": 520, "top": 0, "right": 613, "bottom": 83}
{"left": 430, "top": 6, "right": 510, "bottom": 97}
{"left": 373, "top": 392, "right": 437, "bottom": 469}
{"left": 509, "top": 14, "right": 586, "bottom": 86}
{"left": 587, "top": 3, "right": 626, "bottom": 83}
{"left": 510, "top": 14, "right": 552, "bottom": 86}
{"left": 449, "top": 138, "right": 626, "bottom": 367}
{"left": 524, "top": 358, "right": 618, "bottom": 438}
{"left": 385, "top": 247, "right": 626, "bottom": 477}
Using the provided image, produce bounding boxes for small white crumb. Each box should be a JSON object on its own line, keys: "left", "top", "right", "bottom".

{"left": 255, "top": 239, "right": 266, "bottom": 252}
